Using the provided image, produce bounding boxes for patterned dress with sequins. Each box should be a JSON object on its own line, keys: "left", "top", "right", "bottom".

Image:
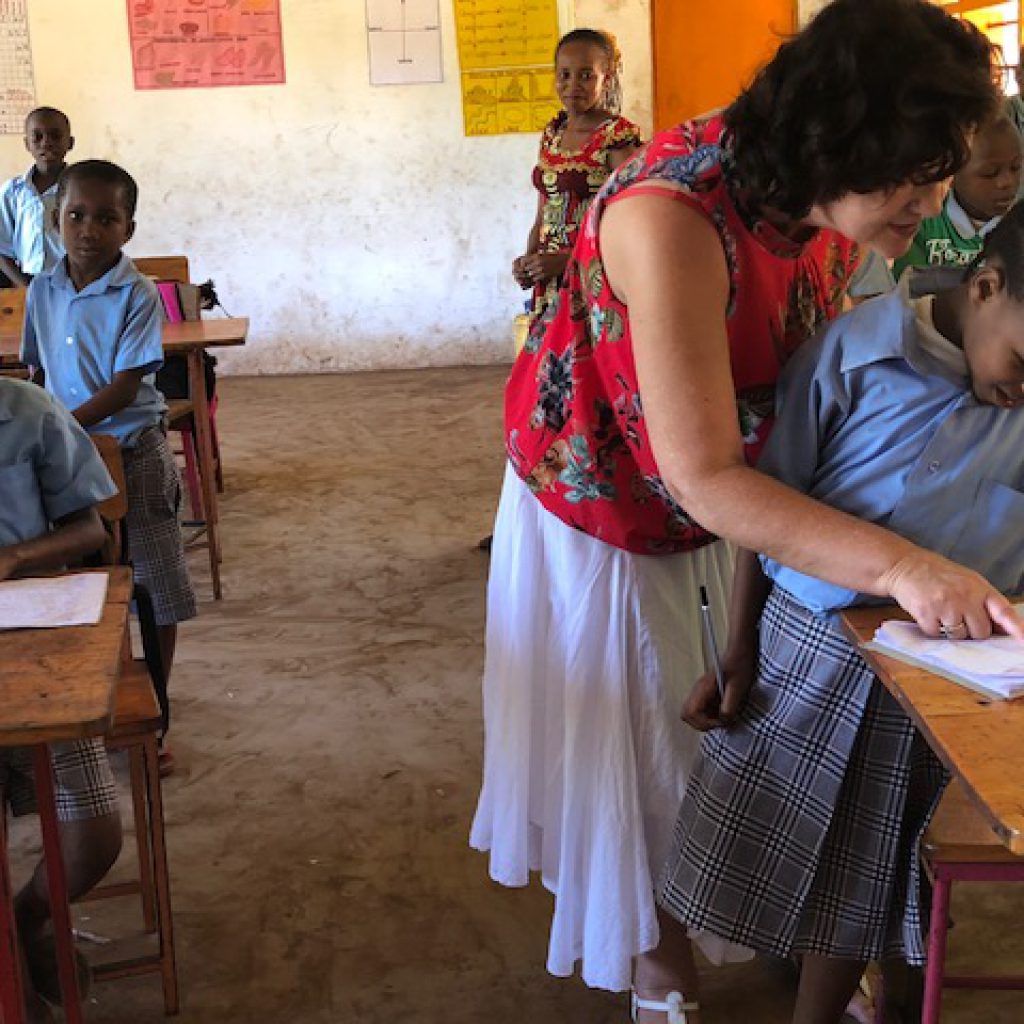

{"left": 529, "top": 111, "right": 643, "bottom": 322}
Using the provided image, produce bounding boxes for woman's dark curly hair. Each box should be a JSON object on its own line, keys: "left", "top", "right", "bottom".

{"left": 723, "top": 0, "right": 1000, "bottom": 219}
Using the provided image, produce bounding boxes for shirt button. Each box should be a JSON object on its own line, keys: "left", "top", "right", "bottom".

{"left": 70, "top": 387, "right": 77, "bottom": 396}
{"left": 928, "top": 461, "right": 940, "bottom": 473}
{"left": 66, "top": 336, "right": 73, "bottom": 345}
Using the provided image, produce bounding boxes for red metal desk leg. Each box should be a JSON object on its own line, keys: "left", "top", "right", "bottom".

{"left": 31, "top": 746, "right": 82, "bottom": 1024}
{"left": 187, "top": 348, "right": 223, "bottom": 600}
{"left": 0, "top": 806, "right": 26, "bottom": 1023}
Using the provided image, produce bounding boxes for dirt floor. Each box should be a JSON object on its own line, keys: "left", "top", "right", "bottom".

{"left": 10, "top": 368, "right": 1024, "bottom": 1023}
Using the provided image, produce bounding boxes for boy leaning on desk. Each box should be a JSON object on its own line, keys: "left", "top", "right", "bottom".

{"left": 662, "top": 202, "right": 1024, "bottom": 1023}
{"left": 0, "top": 375, "right": 121, "bottom": 1022}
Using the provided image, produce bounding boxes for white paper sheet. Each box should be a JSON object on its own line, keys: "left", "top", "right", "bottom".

{"left": 869, "top": 606, "right": 1024, "bottom": 700}
{"left": 0, "top": 574, "right": 109, "bottom": 630}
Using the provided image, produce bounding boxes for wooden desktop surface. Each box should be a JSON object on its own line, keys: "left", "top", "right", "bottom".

{"left": 0, "top": 317, "right": 248, "bottom": 364}
{"left": 0, "top": 569, "right": 130, "bottom": 746}
{"left": 841, "top": 605, "right": 1024, "bottom": 854}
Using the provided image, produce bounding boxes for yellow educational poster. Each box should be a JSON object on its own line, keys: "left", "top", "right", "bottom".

{"left": 453, "top": 0, "right": 561, "bottom": 136}
{"left": 461, "top": 66, "right": 557, "bottom": 135}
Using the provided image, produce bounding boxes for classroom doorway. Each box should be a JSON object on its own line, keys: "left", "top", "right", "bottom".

{"left": 651, "top": 0, "right": 796, "bottom": 131}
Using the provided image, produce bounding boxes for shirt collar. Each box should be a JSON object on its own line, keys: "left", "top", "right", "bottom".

{"left": 946, "top": 190, "right": 1000, "bottom": 240}
{"left": 838, "top": 270, "right": 969, "bottom": 389}
{"left": 45, "top": 252, "right": 136, "bottom": 296}
{"left": 19, "top": 166, "right": 59, "bottom": 198}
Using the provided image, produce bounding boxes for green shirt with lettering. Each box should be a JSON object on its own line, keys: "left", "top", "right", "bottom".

{"left": 892, "top": 201, "right": 984, "bottom": 279}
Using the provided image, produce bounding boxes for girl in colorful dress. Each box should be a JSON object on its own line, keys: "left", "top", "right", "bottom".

{"left": 470, "top": 2, "right": 1012, "bottom": 1022}
{"left": 512, "top": 29, "right": 643, "bottom": 325}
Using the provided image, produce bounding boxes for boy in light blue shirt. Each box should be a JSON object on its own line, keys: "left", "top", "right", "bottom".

{"left": 662, "top": 203, "right": 1024, "bottom": 1022}
{"left": 0, "top": 377, "right": 113, "bottom": 559}
{"left": 0, "top": 376, "right": 122, "bottom": 1020}
{"left": 21, "top": 159, "right": 196, "bottom": 725}
{"left": 21, "top": 238, "right": 168, "bottom": 446}
{"left": 0, "top": 107, "right": 73, "bottom": 286}
{"left": 758, "top": 269, "right": 1024, "bottom": 611}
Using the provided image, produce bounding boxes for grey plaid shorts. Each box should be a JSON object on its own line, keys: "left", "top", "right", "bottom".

{"left": 123, "top": 425, "right": 197, "bottom": 626}
{"left": 659, "top": 587, "right": 947, "bottom": 965}
{"left": 0, "top": 738, "right": 119, "bottom": 822}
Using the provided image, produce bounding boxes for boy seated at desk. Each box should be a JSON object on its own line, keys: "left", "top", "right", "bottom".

{"left": 20, "top": 160, "right": 196, "bottom": 770}
{"left": 0, "top": 375, "right": 120, "bottom": 1021}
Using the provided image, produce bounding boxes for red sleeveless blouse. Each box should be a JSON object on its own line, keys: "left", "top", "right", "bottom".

{"left": 505, "top": 116, "right": 859, "bottom": 555}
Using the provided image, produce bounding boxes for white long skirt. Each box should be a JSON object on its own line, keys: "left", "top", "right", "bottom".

{"left": 470, "top": 465, "right": 749, "bottom": 992}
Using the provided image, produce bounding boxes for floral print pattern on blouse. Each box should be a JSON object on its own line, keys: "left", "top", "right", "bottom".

{"left": 506, "top": 115, "right": 859, "bottom": 555}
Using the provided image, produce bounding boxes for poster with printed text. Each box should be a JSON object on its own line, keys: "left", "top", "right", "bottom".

{"left": 127, "top": 0, "right": 286, "bottom": 91}
{"left": 0, "top": 0, "right": 37, "bottom": 135}
{"left": 453, "top": 0, "right": 560, "bottom": 137}
{"left": 366, "top": 0, "right": 443, "bottom": 86}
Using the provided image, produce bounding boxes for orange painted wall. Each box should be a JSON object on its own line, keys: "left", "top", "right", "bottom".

{"left": 653, "top": 0, "right": 797, "bottom": 130}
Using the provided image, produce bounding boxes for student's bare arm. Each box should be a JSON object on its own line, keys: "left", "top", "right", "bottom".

{"left": 600, "top": 192, "right": 1023, "bottom": 640}
{"left": 0, "top": 255, "right": 28, "bottom": 287}
{"left": 73, "top": 368, "right": 147, "bottom": 430}
{"left": 0, "top": 507, "right": 106, "bottom": 581}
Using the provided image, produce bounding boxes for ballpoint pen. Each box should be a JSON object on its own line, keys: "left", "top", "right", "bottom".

{"left": 699, "top": 585, "right": 726, "bottom": 703}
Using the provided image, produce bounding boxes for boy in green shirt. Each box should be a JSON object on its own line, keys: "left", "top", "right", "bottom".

{"left": 893, "top": 115, "right": 1021, "bottom": 278}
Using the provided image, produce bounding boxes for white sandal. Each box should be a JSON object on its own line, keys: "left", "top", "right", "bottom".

{"left": 630, "top": 989, "right": 700, "bottom": 1023}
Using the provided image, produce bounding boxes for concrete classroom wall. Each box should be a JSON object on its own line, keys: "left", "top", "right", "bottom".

{"left": 798, "top": 0, "right": 830, "bottom": 23}
{"left": 0, "top": 0, "right": 652, "bottom": 375}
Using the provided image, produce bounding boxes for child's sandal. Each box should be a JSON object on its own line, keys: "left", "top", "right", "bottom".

{"left": 630, "top": 990, "right": 700, "bottom": 1023}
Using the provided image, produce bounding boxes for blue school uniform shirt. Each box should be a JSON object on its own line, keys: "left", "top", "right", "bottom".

{"left": 0, "top": 377, "right": 115, "bottom": 548}
{"left": 760, "top": 278, "right": 1024, "bottom": 613}
{"left": 0, "top": 167, "right": 63, "bottom": 275}
{"left": 21, "top": 254, "right": 167, "bottom": 447}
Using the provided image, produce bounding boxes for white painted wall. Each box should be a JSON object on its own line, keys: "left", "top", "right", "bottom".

{"left": 797, "top": 0, "right": 830, "bottom": 25}
{"left": 576, "top": 0, "right": 653, "bottom": 136}
{"left": 0, "top": 0, "right": 653, "bottom": 375}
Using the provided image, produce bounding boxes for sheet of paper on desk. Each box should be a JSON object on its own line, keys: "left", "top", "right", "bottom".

{"left": 870, "top": 606, "right": 1024, "bottom": 700}
{"left": 0, "top": 573, "right": 109, "bottom": 629}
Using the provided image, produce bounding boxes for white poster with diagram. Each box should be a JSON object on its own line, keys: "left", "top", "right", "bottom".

{"left": 366, "top": 0, "right": 443, "bottom": 86}
{"left": 0, "top": 0, "right": 37, "bottom": 134}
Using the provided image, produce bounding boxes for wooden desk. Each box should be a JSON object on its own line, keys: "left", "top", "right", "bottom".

{"left": 841, "top": 605, "right": 1024, "bottom": 854}
{"left": 0, "top": 568, "right": 130, "bottom": 1023}
{"left": 0, "top": 318, "right": 249, "bottom": 600}
{"left": 0, "top": 329, "right": 22, "bottom": 365}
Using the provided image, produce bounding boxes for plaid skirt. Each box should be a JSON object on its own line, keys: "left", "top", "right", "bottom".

{"left": 0, "top": 739, "right": 118, "bottom": 822}
{"left": 124, "top": 425, "right": 197, "bottom": 626}
{"left": 658, "top": 587, "right": 948, "bottom": 965}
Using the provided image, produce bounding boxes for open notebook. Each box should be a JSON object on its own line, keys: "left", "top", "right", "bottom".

{"left": 0, "top": 573, "right": 109, "bottom": 630}
{"left": 867, "top": 605, "right": 1024, "bottom": 701}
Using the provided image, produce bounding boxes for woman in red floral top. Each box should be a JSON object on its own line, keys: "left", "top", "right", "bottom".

{"left": 471, "top": 3, "right": 1011, "bottom": 1021}
{"left": 512, "top": 30, "right": 643, "bottom": 325}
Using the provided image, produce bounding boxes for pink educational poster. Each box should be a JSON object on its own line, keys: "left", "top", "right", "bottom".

{"left": 127, "top": 0, "right": 286, "bottom": 90}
